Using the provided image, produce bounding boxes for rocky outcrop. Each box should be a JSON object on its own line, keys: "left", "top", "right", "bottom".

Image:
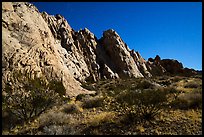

{"left": 130, "top": 50, "right": 152, "bottom": 77}
{"left": 2, "top": 2, "right": 95, "bottom": 97}
{"left": 2, "top": 2, "right": 198, "bottom": 97}
{"left": 160, "top": 59, "right": 183, "bottom": 74}
{"left": 146, "top": 55, "right": 167, "bottom": 76}
{"left": 99, "top": 29, "right": 144, "bottom": 78}
{"left": 146, "top": 55, "right": 197, "bottom": 76}
{"left": 41, "top": 12, "right": 91, "bottom": 82}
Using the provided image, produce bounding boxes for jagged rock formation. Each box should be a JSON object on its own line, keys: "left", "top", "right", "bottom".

{"left": 2, "top": 2, "right": 94, "bottom": 97}
{"left": 2, "top": 2, "right": 197, "bottom": 97}
{"left": 146, "top": 55, "right": 167, "bottom": 76}
{"left": 130, "top": 50, "right": 152, "bottom": 77}
{"left": 99, "top": 29, "right": 144, "bottom": 78}
{"left": 146, "top": 55, "right": 197, "bottom": 76}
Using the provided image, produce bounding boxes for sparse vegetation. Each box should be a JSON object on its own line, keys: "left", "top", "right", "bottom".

{"left": 184, "top": 81, "right": 200, "bottom": 88}
{"left": 82, "top": 95, "right": 104, "bottom": 109}
{"left": 84, "top": 111, "right": 116, "bottom": 126}
{"left": 2, "top": 70, "right": 66, "bottom": 130}
{"left": 2, "top": 75, "right": 202, "bottom": 135}
{"left": 170, "top": 91, "right": 202, "bottom": 109}
{"left": 63, "top": 103, "right": 83, "bottom": 114}
{"left": 137, "top": 79, "right": 154, "bottom": 89}
{"left": 115, "top": 88, "right": 169, "bottom": 121}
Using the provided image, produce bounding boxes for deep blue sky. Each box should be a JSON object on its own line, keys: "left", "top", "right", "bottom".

{"left": 32, "top": 2, "right": 202, "bottom": 70}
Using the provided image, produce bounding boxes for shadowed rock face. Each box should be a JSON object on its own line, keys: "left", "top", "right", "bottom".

{"left": 146, "top": 55, "right": 197, "bottom": 76}
{"left": 2, "top": 2, "right": 197, "bottom": 96}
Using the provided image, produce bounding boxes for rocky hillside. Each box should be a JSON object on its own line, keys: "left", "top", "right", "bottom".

{"left": 2, "top": 2, "right": 197, "bottom": 97}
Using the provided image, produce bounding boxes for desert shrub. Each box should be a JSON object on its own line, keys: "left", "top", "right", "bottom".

{"left": 137, "top": 79, "right": 154, "bottom": 89}
{"left": 170, "top": 92, "right": 202, "bottom": 109}
{"left": 36, "top": 111, "right": 78, "bottom": 135}
{"left": 38, "top": 111, "right": 71, "bottom": 127}
{"left": 82, "top": 96, "right": 104, "bottom": 109}
{"left": 75, "top": 92, "right": 97, "bottom": 102}
{"left": 116, "top": 88, "right": 169, "bottom": 120}
{"left": 162, "top": 86, "right": 182, "bottom": 104}
{"left": 42, "top": 124, "right": 76, "bottom": 135}
{"left": 63, "top": 104, "right": 82, "bottom": 114}
{"left": 2, "top": 70, "right": 66, "bottom": 129}
{"left": 189, "top": 95, "right": 202, "bottom": 109}
{"left": 184, "top": 81, "right": 200, "bottom": 88}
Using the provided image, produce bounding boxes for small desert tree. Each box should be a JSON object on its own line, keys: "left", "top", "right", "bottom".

{"left": 2, "top": 70, "right": 66, "bottom": 128}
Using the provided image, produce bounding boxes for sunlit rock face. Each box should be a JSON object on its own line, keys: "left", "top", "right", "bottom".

{"left": 2, "top": 2, "right": 197, "bottom": 96}
{"left": 98, "top": 29, "right": 144, "bottom": 78}
{"left": 2, "top": 2, "right": 95, "bottom": 97}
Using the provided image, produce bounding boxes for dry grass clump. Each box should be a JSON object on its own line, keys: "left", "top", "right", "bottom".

{"left": 34, "top": 108, "right": 81, "bottom": 135}
{"left": 83, "top": 111, "right": 116, "bottom": 126}
{"left": 170, "top": 77, "right": 202, "bottom": 109}
{"left": 38, "top": 111, "right": 72, "bottom": 127}
{"left": 39, "top": 124, "right": 76, "bottom": 135}
{"left": 6, "top": 108, "right": 76, "bottom": 135}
